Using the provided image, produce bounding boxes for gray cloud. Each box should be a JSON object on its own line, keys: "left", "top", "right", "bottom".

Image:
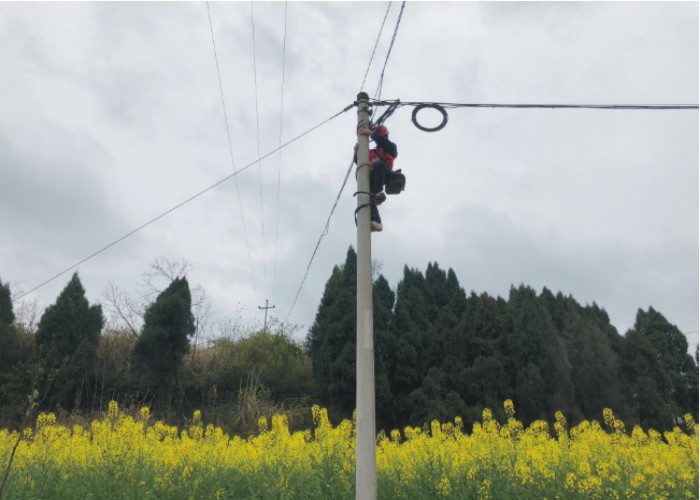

{"left": 0, "top": 2, "right": 696, "bottom": 353}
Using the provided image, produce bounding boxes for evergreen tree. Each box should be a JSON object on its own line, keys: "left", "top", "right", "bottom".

{"left": 620, "top": 308, "right": 698, "bottom": 428}
{"left": 132, "top": 277, "right": 194, "bottom": 414}
{"left": 390, "top": 263, "right": 470, "bottom": 426}
{"left": 0, "top": 279, "right": 21, "bottom": 420}
{"left": 504, "top": 286, "right": 575, "bottom": 422}
{"left": 0, "top": 279, "right": 17, "bottom": 370}
{"left": 304, "top": 249, "right": 695, "bottom": 432}
{"left": 306, "top": 247, "right": 357, "bottom": 416}
{"left": 542, "top": 291, "right": 622, "bottom": 423}
{"left": 386, "top": 266, "right": 430, "bottom": 423}
{"left": 373, "top": 274, "right": 396, "bottom": 430}
{"left": 619, "top": 328, "right": 674, "bottom": 429}
{"left": 410, "top": 306, "right": 469, "bottom": 425}
{"left": 35, "top": 273, "right": 103, "bottom": 411}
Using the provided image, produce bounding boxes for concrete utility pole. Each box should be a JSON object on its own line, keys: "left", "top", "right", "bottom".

{"left": 258, "top": 299, "right": 275, "bottom": 330}
{"left": 355, "top": 92, "right": 376, "bottom": 500}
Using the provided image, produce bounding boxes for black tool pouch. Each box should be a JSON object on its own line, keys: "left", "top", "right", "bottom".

{"left": 385, "top": 169, "right": 406, "bottom": 195}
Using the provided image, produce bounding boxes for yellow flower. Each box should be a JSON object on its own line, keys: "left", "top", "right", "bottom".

{"left": 603, "top": 408, "right": 614, "bottom": 428}
{"left": 108, "top": 400, "right": 119, "bottom": 420}
{"left": 139, "top": 406, "right": 150, "bottom": 421}
{"left": 436, "top": 476, "right": 451, "bottom": 496}
{"left": 504, "top": 399, "right": 516, "bottom": 418}
{"left": 258, "top": 416, "right": 268, "bottom": 433}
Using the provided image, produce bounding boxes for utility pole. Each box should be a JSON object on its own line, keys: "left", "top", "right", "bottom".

{"left": 355, "top": 91, "right": 376, "bottom": 500}
{"left": 258, "top": 299, "right": 275, "bottom": 331}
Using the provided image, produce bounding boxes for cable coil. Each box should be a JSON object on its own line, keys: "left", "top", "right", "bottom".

{"left": 411, "top": 103, "right": 448, "bottom": 132}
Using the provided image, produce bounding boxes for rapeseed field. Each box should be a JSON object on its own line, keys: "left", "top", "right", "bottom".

{"left": 0, "top": 400, "right": 696, "bottom": 499}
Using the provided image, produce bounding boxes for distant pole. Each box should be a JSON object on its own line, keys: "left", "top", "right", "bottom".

{"left": 355, "top": 91, "right": 376, "bottom": 500}
{"left": 258, "top": 299, "right": 275, "bottom": 330}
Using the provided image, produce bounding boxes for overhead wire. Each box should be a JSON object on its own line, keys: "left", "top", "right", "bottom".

{"left": 374, "top": 1, "right": 406, "bottom": 100}
{"left": 206, "top": 1, "right": 259, "bottom": 305}
{"left": 12, "top": 104, "right": 355, "bottom": 304}
{"left": 284, "top": 3, "right": 408, "bottom": 322}
{"left": 370, "top": 99, "right": 699, "bottom": 111}
{"left": 272, "top": 1, "right": 288, "bottom": 308}
{"left": 284, "top": 158, "right": 356, "bottom": 323}
{"left": 366, "top": 98, "right": 698, "bottom": 132}
{"left": 251, "top": 2, "right": 268, "bottom": 303}
{"left": 359, "top": 1, "right": 392, "bottom": 93}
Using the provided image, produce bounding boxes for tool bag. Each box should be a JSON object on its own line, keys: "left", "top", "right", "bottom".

{"left": 385, "top": 169, "right": 406, "bottom": 195}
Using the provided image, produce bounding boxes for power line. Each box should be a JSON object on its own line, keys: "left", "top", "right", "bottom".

{"left": 251, "top": 2, "right": 268, "bottom": 300}
{"left": 374, "top": 1, "right": 406, "bottom": 100}
{"left": 207, "top": 1, "right": 260, "bottom": 304}
{"left": 284, "top": 6, "right": 409, "bottom": 323}
{"left": 371, "top": 99, "right": 699, "bottom": 111}
{"left": 367, "top": 99, "right": 698, "bottom": 132}
{"left": 272, "top": 1, "right": 289, "bottom": 307}
{"left": 359, "top": 1, "right": 392, "bottom": 92}
{"left": 285, "top": 157, "right": 356, "bottom": 323}
{"left": 12, "top": 104, "right": 355, "bottom": 303}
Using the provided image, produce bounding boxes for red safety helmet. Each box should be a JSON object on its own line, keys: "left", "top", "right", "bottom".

{"left": 373, "top": 125, "right": 389, "bottom": 136}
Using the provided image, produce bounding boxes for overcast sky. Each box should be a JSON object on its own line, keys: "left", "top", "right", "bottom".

{"left": 1, "top": 2, "right": 697, "bottom": 352}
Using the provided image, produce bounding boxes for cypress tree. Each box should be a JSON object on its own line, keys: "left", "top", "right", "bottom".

{"left": 0, "top": 279, "right": 21, "bottom": 421}
{"left": 542, "top": 291, "right": 622, "bottom": 423}
{"left": 620, "top": 307, "right": 698, "bottom": 428}
{"left": 504, "top": 285, "right": 575, "bottom": 422}
{"left": 386, "top": 266, "right": 429, "bottom": 423}
{"left": 0, "top": 279, "right": 17, "bottom": 370}
{"left": 35, "top": 273, "right": 103, "bottom": 412}
{"left": 459, "top": 292, "right": 510, "bottom": 422}
{"left": 132, "top": 277, "right": 194, "bottom": 415}
{"left": 306, "top": 247, "right": 357, "bottom": 416}
{"left": 373, "top": 274, "right": 396, "bottom": 430}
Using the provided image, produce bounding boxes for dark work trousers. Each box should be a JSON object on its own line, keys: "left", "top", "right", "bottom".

{"left": 369, "top": 159, "right": 389, "bottom": 223}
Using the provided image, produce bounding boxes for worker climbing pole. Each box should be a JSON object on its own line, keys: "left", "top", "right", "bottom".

{"left": 354, "top": 91, "right": 376, "bottom": 500}
{"left": 353, "top": 101, "right": 403, "bottom": 233}
{"left": 354, "top": 93, "right": 407, "bottom": 500}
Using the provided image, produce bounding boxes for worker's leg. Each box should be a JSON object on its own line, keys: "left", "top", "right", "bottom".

{"left": 369, "top": 161, "right": 388, "bottom": 232}
{"left": 370, "top": 161, "right": 388, "bottom": 205}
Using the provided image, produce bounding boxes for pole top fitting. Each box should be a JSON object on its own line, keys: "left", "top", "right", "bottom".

{"left": 357, "top": 92, "right": 370, "bottom": 101}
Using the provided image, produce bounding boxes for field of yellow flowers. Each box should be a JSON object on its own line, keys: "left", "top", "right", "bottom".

{"left": 0, "top": 400, "right": 697, "bottom": 499}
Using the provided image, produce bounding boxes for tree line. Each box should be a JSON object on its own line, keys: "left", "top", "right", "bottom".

{"left": 307, "top": 247, "right": 698, "bottom": 433}
{"left": 0, "top": 273, "right": 313, "bottom": 433}
{"left": 1, "top": 248, "right": 697, "bottom": 434}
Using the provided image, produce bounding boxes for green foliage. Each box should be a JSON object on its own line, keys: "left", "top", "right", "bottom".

{"left": 373, "top": 275, "right": 396, "bottom": 430}
{"left": 306, "top": 249, "right": 697, "bottom": 432}
{"left": 132, "top": 277, "right": 194, "bottom": 410}
{"left": 35, "top": 273, "right": 103, "bottom": 412}
{"left": 306, "top": 247, "right": 357, "bottom": 416}
{"left": 0, "top": 279, "right": 24, "bottom": 424}
{"left": 0, "top": 279, "right": 18, "bottom": 369}
{"left": 93, "top": 328, "right": 137, "bottom": 408}
{"left": 618, "top": 308, "right": 699, "bottom": 430}
{"left": 2, "top": 251, "right": 695, "bottom": 435}
{"left": 181, "top": 326, "right": 314, "bottom": 434}
{"left": 232, "top": 328, "right": 313, "bottom": 401}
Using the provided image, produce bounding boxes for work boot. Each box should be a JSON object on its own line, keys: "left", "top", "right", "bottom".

{"left": 375, "top": 192, "right": 386, "bottom": 206}
{"left": 371, "top": 220, "right": 383, "bottom": 232}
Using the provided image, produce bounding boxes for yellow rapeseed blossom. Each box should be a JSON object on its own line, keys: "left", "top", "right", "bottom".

{"left": 139, "top": 406, "right": 150, "bottom": 421}
{"left": 107, "top": 400, "right": 119, "bottom": 420}
{"left": 0, "top": 400, "right": 696, "bottom": 499}
{"left": 504, "top": 399, "right": 515, "bottom": 418}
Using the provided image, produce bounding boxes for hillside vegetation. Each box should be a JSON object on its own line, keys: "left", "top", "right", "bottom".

{"left": 1, "top": 249, "right": 696, "bottom": 434}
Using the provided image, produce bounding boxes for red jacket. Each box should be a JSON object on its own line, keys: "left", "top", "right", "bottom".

{"left": 369, "top": 130, "right": 397, "bottom": 170}
{"left": 370, "top": 148, "right": 395, "bottom": 170}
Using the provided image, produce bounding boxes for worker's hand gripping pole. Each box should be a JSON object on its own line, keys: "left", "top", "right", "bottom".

{"left": 355, "top": 91, "right": 377, "bottom": 500}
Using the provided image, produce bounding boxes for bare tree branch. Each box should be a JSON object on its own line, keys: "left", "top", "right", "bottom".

{"left": 101, "top": 281, "right": 143, "bottom": 338}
